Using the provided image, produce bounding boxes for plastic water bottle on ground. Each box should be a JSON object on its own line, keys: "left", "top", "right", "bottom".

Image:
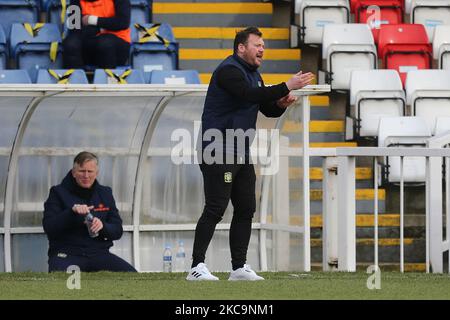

{"left": 175, "top": 240, "right": 186, "bottom": 272}
{"left": 163, "top": 244, "right": 172, "bottom": 272}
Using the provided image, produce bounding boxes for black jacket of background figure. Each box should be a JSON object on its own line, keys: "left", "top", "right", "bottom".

{"left": 200, "top": 53, "right": 291, "bottom": 159}
{"left": 43, "top": 171, "right": 123, "bottom": 257}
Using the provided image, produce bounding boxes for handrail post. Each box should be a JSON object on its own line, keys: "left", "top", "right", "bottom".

{"left": 427, "top": 155, "right": 443, "bottom": 273}
{"left": 337, "top": 155, "right": 356, "bottom": 272}
{"left": 322, "top": 157, "right": 338, "bottom": 271}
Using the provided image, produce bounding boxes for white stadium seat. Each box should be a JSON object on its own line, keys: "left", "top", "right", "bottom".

{"left": 434, "top": 116, "right": 450, "bottom": 135}
{"left": 378, "top": 117, "right": 432, "bottom": 184}
{"left": 410, "top": 0, "right": 450, "bottom": 41}
{"left": 322, "top": 23, "right": 377, "bottom": 90}
{"left": 405, "top": 69, "right": 450, "bottom": 135}
{"left": 349, "top": 69, "right": 405, "bottom": 138}
{"left": 299, "top": 0, "right": 350, "bottom": 44}
{"left": 432, "top": 25, "right": 450, "bottom": 69}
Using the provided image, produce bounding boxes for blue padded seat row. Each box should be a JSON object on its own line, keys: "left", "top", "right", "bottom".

{"left": 93, "top": 68, "right": 146, "bottom": 84}
{"left": 149, "top": 70, "right": 201, "bottom": 84}
{"left": 45, "top": 0, "right": 71, "bottom": 30}
{"left": 130, "top": 23, "right": 179, "bottom": 83}
{"left": 0, "top": 70, "right": 32, "bottom": 83}
{"left": 130, "top": 0, "right": 152, "bottom": 25}
{"left": 0, "top": 25, "right": 6, "bottom": 70}
{"left": 36, "top": 69, "right": 89, "bottom": 84}
{"left": 10, "top": 23, "right": 63, "bottom": 82}
{"left": 0, "top": 0, "right": 40, "bottom": 40}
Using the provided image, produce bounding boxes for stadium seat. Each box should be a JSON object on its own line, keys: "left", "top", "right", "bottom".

{"left": 349, "top": 69, "right": 405, "bottom": 138}
{"left": 36, "top": 69, "right": 89, "bottom": 84}
{"left": 434, "top": 116, "right": 450, "bottom": 135}
{"left": 0, "top": 0, "right": 39, "bottom": 40}
{"left": 404, "top": 0, "right": 412, "bottom": 13}
{"left": 298, "top": 0, "right": 350, "bottom": 45}
{"left": 149, "top": 70, "right": 201, "bottom": 84}
{"left": 130, "top": 23, "right": 179, "bottom": 83}
{"left": 322, "top": 23, "right": 377, "bottom": 90}
{"left": 0, "top": 69, "right": 32, "bottom": 83}
{"left": 130, "top": 0, "right": 152, "bottom": 25}
{"left": 0, "top": 25, "right": 6, "bottom": 70}
{"left": 377, "top": 24, "right": 432, "bottom": 86}
{"left": 351, "top": 0, "right": 405, "bottom": 13}
{"left": 432, "top": 25, "right": 450, "bottom": 69}
{"left": 353, "top": 0, "right": 404, "bottom": 43}
{"left": 46, "top": 0, "right": 69, "bottom": 31}
{"left": 378, "top": 116, "right": 432, "bottom": 184}
{"left": 9, "top": 23, "right": 63, "bottom": 82}
{"left": 410, "top": 0, "right": 450, "bottom": 42}
{"left": 405, "top": 69, "right": 450, "bottom": 135}
{"left": 93, "top": 68, "right": 146, "bottom": 84}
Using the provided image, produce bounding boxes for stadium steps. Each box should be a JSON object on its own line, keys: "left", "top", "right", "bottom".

{"left": 173, "top": 26, "right": 290, "bottom": 49}
{"left": 152, "top": 2, "right": 273, "bottom": 27}
{"left": 153, "top": 0, "right": 304, "bottom": 82}
{"left": 179, "top": 48, "right": 301, "bottom": 73}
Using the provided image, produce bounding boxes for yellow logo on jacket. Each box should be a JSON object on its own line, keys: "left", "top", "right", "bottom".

{"left": 224, "top": 172, "right": 232, "bottom": 183}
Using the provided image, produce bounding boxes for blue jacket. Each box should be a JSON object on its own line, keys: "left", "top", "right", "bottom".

{"left": 43, "top": 171, "right": 124, "bottom": 257}
{"left": 201, "top": 54, "right": 288, "bottom": 159}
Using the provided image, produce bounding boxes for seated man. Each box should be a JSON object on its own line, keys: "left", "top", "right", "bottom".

{"left": 63, "top": 0, "right": 131, "bottom": 69}
{"left": 43, "top": 151, "right": 136, "bottom": 272}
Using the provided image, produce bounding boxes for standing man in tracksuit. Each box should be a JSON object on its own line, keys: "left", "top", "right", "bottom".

{"left": 187, "top": 27, "right": 315, "bottom": 281}
{"left": 43, "top": 151, "right": 136, "bottom": 272}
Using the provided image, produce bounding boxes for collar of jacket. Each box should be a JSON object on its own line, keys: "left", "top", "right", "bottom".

{"left": 61, "top": 170, "right": 98, "bottom": 200}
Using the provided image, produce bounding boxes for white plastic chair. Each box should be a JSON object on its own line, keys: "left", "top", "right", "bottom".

{"left": 349, "top": 69, "right": 405, "bottom": 138}
{"left": 433, "top": 25, "right": 450, "bottom": 69}
{"left": 322, "top": 23, "right": 377, "bottom": 90}
{"left": 434, "top": 116, "right": 450, "bottom": 135}
{"left": 410, "top": 0, "right": 450, "bottom": 41}
{"left": 299, "top": 0, "right": 350, "bottom": 44}
{"left": 378, "top": 117, "right": 432, "bottom": 183}
{"left": 405, "top": 69, "right": 450, "bottom": 135}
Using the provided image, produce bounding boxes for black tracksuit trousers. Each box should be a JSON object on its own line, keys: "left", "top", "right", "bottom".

{"left": 192, "top": 163, "right": 256, "bottom": 270}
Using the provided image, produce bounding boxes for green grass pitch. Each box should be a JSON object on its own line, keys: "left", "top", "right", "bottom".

{"left": 0, "top": 271, "right": 449, "bottom": 300}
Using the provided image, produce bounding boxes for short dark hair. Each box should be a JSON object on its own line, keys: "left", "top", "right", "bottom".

{"left": 73, "top": 151, "right": 98, "bottom": 168}
{"left": 233, "top": 27, "right": 262, "bottom": 53}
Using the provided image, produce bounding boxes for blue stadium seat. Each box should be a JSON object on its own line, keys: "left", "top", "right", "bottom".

{"left": 130, "top": 0, "right": 152, "bottom": 25}
{"left": 37, "top": 69, "right": 89, "bottom": 84}
{"left": 0, "top": 0, "right": 39, "bottom": 41}
{"left": 46, "top": 0, "right": 71, "bottom": 31}
{"left": 93, "top": 68, "right": 146, "bottom": 84}
{"left": 149, "top": 70, "right": 201, "bottom": 84}
{"left": 130, "top": 23, "right": 179, "bottom": 83}
{"left": 0, "top": 70, "right": 32, "bottom": 83}
{"left": 10, "top": 23, "right": 63, "bottom": 82}
{"left": 0, "top": 25, "right": 6, "bottom": 69}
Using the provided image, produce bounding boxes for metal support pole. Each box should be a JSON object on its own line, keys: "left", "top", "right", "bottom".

{"left": 337, "top": 156, "right": 356, "bottom": 272}
{"left": 322, "top": 157, "right": 338, "bottom": 271}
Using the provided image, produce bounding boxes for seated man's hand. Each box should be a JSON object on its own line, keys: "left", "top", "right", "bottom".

{"left": 90, "top": 217, "right": 104, "bottom": 234}
{"left": 72, "top": 204, "right": 94, "bottom": 215}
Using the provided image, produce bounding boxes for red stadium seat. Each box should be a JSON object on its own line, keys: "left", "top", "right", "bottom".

{"left": 354, "top": 0, "right": 403, "bottom": 43}
{"left": 350, "top": 0, "right": 405, "bottom": 13}
{"left": 377, "top": 24, "right": 432, "bottom": 86}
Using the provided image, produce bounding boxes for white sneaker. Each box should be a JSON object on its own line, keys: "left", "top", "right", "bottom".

{"left": 186, "top": 263, "right": 219, "bottom": 281}
{"left": 228, "top": 264, "right": 264, "bottom": 281}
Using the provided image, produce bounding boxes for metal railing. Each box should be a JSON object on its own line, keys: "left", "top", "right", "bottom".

{"left": 319, "top": 138, "right": 450, "bottom": 273}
